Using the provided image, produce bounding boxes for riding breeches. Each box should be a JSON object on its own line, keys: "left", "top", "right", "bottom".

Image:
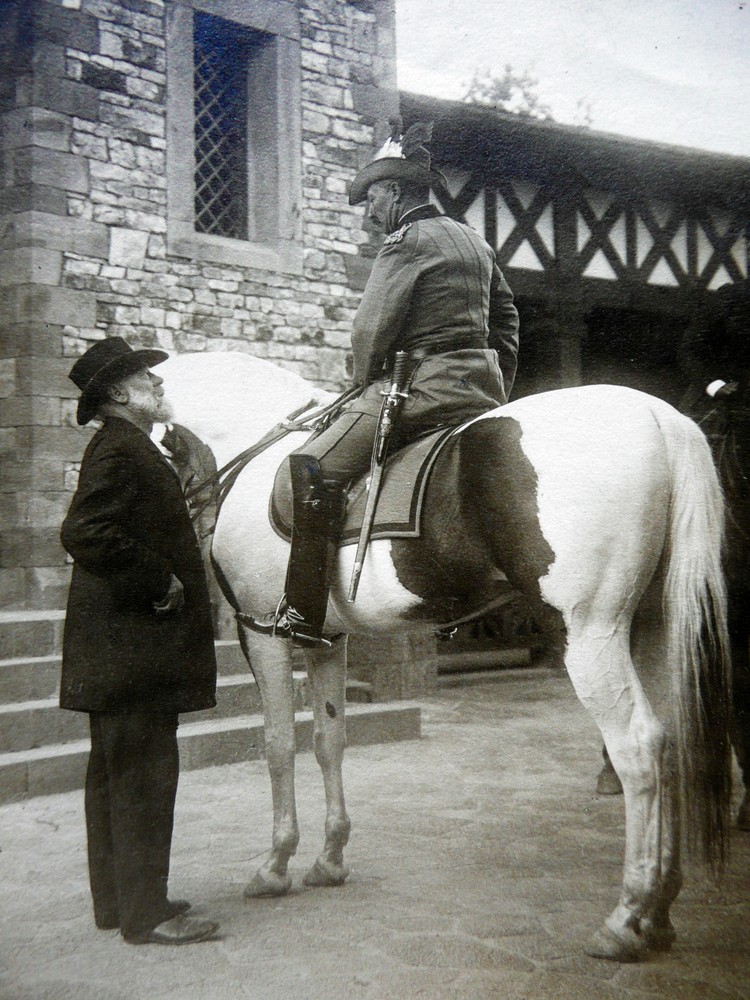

{"left": 287, "top": 349, "right": 508, "bottom": 486}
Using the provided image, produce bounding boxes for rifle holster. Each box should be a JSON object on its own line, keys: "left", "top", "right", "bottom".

{"left": 283, "top": 454, "right": 347, "bottom": 646}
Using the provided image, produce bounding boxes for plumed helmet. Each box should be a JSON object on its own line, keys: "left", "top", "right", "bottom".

{"left": 348, "top": 117, "right": 448, "bottom": 205}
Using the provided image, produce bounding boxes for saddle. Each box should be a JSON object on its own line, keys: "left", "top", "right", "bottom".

{"left": 269, "top": 426, "right": 456, "bottom": 546}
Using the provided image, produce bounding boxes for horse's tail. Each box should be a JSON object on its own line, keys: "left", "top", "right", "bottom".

{"left": 657, "top": 404, "right": 733, "bottom": 870}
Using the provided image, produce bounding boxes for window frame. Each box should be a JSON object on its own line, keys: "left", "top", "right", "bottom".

{"left": 166, "top": 0, "right": 303, "bottom": 273}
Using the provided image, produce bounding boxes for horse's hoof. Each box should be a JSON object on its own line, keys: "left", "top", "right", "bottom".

{"left": 737, "top": 790, "right": 750, "bottom": 830}
{"left": 596, "top": 765, "right": 624, "bottom": 796}
{"left": 243, "top": 870, "right": 292, "bottom": 898}
{"left": 642, "top": 923, "right": 676, "bottom": 952}
{"left": 302, "top": 858, "right": 349, "bottom": 888}
{"left": 585, "top": 924, "right": 644, "bottom": 963}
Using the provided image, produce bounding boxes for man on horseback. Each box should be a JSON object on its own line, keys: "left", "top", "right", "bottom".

{"left": 245, "top": 120, "right": 519, "bottom": 647}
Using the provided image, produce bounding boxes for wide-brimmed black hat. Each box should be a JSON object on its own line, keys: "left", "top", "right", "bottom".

{"left": 349, "top": 119, "right": 447, "bottom": 205}
{"left": 69, "top": 337, "right": 168, "bottom": 425}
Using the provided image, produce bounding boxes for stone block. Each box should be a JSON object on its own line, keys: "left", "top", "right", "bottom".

{"left": 0, "top": 183, "right": 68, "bottom": 217}
{"left": 14, "top": 358, "right": 76, "bottom": 398}
{"left": 1, "top": 108, "right": 71, "bottom": 152}
{"left": 32, "top": 2, "right": 98, "bottom": 50}
{"left": 14, "top": 286, "right": 96, "bottom": 328}
{"left": 347, "top": 634, "right": 437, "bottom": 700}
{"left": 16, "top": 424, "right": 89, "bottom": 461}
{"left": 31, "top": 40, "right": 67, "bottom": 79}
{"left": 80, "top": 63, "right": 128, "bottom": 96}
{"left": 0, "top": 494, "right": 19, "bottom": 530}
{"left": 0, "top": 395, "right": 60, "bottom": 427}
{"left": 1, "top": 212, "right": 109, "bottom": 259}
{"left": 25, "top": 492, "right": 71, "bottom": 527}
{"left": 24, "top": 146, "right": 89, "bottom": 195}
{"left": 0, "top": 323, "right": 65, "bottom": 359}
{"left": 109, "top": 227, "right": 149, "bottom": 268}
{"left": 0, "top": 247, "right": 62, "bottom": 288}
{"left": 0, "top": 569, "right": 26, "bottom": 609}
{"left": 26, "top": 565, "right": 71, "bottom": 611}
{"left": 303, "top": 109, "right": 330, "bottom": 134}
{"left": 0, "top": 610, "right": 65, "bottom": 658}
{"left": 0, "top": 458, "right": 65, "bottom": 493}
{"left": 0, "top": 361, "right": 16, "bottom": 398}
{"left": 26, "top": 75, "right": 99, "bottom": 122}
{"left": 0, "top": 527, "right": 66, "bottom": 570}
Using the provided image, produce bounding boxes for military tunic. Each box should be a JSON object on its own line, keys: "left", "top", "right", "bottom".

{"left": 288, "top": 204, "right": 519, "bottom": 483}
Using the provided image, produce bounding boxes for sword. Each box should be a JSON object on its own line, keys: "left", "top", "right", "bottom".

{"left": 347, "top": 351, "right": 411, "bottom": 602}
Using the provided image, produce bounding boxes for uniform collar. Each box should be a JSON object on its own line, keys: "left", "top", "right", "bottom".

{"left": 398, "top": 203, "right": 442, "bottom": 225}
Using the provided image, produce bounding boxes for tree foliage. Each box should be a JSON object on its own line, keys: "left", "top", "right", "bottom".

{"left": 463, "top": 65, "right": 593, "bottom": 128}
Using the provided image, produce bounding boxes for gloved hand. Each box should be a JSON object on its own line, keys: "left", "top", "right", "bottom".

{"left": 153, "top": 573, "right": 185, "bottom": 614}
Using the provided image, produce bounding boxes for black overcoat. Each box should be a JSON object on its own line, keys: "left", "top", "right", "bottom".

{"left": 60, "top": 416, "right": 217, "bottom": 714}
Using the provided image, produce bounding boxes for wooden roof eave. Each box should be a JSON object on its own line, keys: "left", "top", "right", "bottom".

{"left": 400, "top": 91, "right": 750, "bottom": 215}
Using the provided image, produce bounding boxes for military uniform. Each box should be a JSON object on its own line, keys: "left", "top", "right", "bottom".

{"left": 246, "top": 120, "right": 520, "bottom": 646}
{"left": 288, "top": 203, "right": 519, "bottom": 483}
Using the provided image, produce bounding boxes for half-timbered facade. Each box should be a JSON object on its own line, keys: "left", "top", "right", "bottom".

{"left": 401, "top": 93, "right": 750, "bottom": 405}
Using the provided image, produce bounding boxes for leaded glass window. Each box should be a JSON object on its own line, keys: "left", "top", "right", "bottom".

{"left": 193, "top": 12, "right": 268, "bottom": 240}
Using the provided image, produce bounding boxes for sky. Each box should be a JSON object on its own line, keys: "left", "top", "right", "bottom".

{"left": 395, "top": 0, "right": 750, "bottom": 158}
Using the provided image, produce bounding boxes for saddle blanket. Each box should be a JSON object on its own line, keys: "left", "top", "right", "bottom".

{"left": 269, "top": 426, "right": 456, "bottom": 547}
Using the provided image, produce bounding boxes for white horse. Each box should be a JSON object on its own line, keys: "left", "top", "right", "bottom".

{"left": 160, "top": 351, "right": 732, "bottom": 963}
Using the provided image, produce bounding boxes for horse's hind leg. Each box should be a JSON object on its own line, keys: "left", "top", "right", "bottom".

{"left": 240, "top": 632, "right": 300, "bottom": 898}
{"left": 564, "top": 620, "right": 670, "bottom": 962}
{"left": 302, "top": 639, "right": 351, "bottom": 887}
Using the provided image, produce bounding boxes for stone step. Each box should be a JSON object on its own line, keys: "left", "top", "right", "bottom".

{"left": 0, "top": 701, "right": 421, "bottom": 803}
{"left": 0, "top": 639, "right": 300, "bottom": 707}
{"left": 0, "top": 672, "right": 376, "bottom": 755}
{"left": 0, "top": 610, "right": 65, "bottom": 661}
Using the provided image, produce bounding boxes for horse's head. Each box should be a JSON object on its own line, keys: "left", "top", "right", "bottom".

{"left": 160, "top": 423, "right": 219, "bottom": 542}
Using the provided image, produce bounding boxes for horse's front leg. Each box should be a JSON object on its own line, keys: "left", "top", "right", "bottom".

{"left": 240, "top": 631, "right": 300, "bottom": 898}
{"left": 302, "top": 638, "right": 351, "bottom": 887}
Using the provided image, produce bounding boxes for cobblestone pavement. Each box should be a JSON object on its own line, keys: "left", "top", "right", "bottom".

{"left": 1, "top": 671, "right": 749, "bottom": 1000}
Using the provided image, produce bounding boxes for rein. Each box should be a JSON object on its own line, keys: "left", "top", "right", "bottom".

{"left": 183, "top": 385, "right": 362, "bottom": 525}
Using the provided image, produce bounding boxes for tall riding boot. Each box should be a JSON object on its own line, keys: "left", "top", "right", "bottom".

{"left": 241, "top": 455, "right": 347, "bottom": 647}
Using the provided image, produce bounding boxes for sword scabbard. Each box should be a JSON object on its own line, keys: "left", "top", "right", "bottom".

{"left": 347, "top": 352, "right": 410, "bottom": 603}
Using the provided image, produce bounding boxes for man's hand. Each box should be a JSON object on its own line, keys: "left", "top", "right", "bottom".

{"left": 153, "top": 573, "right": 185, "bottom": 614}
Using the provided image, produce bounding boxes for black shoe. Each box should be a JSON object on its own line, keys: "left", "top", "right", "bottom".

{"left": 237, "top": 608, "right": 332, "bottom": 648}
{"left": 124, "top": 914, "right": 219, "bottom": 946}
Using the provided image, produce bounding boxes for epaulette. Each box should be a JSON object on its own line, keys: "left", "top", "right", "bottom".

{"left": 383, "top": 222, "right": 412, "bottom": 246}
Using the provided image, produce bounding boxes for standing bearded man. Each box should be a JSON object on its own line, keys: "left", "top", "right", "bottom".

{"left": 60, "top": 337, "right": 219, "bottom": 945}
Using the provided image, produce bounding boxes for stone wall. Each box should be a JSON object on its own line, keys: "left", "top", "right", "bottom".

{"left": 0, "top": 0, "right": 398, "bottom": 610}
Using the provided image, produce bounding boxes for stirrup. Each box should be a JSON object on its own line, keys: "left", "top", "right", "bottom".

{"left": 236, "top": 605, "right": 333, "bottom": 648}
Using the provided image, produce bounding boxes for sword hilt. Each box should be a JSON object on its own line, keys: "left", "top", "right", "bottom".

{"left": 390, "top": 350, "right": 410, "bottom": 392}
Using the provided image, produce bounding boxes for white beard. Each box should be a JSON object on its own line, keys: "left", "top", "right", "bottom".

{"left": 127, "top": 384, "right": 174, "bottom": 423}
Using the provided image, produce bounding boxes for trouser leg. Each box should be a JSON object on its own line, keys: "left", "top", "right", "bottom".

{"left": 85, "top": 713, "right": 119, "bottom": 928}
{"left": 94, "top": 711, "right": 179, "bottom": 939}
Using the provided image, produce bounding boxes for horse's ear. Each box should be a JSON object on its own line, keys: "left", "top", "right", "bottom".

{"left": 161, "top": 423, "right": 180, "bottom": 460}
